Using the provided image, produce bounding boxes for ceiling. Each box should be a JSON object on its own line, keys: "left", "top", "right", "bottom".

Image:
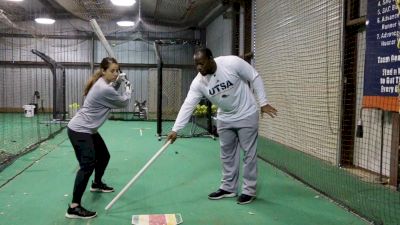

{"left": 0, "top": 0, "right": 230, "bottom": 31}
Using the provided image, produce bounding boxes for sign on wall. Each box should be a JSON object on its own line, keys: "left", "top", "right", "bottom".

{"left": 364, "top": 0, "right": 400, "bottom": 111}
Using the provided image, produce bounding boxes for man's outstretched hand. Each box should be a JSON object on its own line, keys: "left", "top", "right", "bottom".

{"left": 261, "top": 104, "right": 277, "bottom": 118}
{"left": 166, "top": 131, "right": 177, "bottom": 144}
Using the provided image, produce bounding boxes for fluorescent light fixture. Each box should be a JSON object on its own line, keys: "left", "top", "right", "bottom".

{"left": 117, "top": 20, "right": 135, "bottom": 27}
{"left": 35, "top": 17, "right": 55, "bottom": 25}
{"left": 111, "top": 0, "right": 136, "bottom": 6}
{"left": 7, "top": 0, "right": 24, "bottom": 1}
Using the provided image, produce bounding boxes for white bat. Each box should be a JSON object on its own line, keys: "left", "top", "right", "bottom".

{"left": 90, "top": 19, "right": 115, "bottom": 58}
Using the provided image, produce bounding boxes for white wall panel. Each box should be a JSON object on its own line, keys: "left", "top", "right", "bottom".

{"left": 255, "top": 0, "right": 343, "bottom": 164}
{"left": 206, "top": 15, "right": 233, "bottom": 56}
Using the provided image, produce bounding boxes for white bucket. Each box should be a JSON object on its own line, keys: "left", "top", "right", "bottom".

{"left": 23, "top": 105, "right": 35, "bottom": 117}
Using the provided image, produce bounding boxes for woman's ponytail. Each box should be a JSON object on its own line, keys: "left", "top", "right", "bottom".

{"left": 83, "top": 70, "right": 103, "bottom": 96}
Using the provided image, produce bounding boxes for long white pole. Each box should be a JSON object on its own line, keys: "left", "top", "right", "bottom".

{"left": 105, "top": 140, "right": 172, "bottom": 210}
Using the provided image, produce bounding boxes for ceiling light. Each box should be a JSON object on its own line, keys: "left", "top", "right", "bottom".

{"left": 35, "top": 17, "right": 55, "bottom": 25}
{"left": 111, "top": 0, "right": 136, "bottom": 6}
{"left": 117, "top": 20, "right": 135, "bottom": 27}
{"left": 7, "top": 0, "right": 24, "bottom": 1}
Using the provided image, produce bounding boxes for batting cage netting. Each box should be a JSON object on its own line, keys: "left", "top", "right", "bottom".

{"left": 0, "top": 0, "right": 213, "bottom": 172}
{"left": 1, "top": 0, "right": 400, "bottom": 224}
{"left": 253, "top": 0, "right": 400, "bottom": 224}
{"left": 1, "top": 46, "right": 67, "bottom": 170}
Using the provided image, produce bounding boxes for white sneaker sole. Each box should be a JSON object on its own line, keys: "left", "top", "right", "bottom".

{"left": 237, "top": 197, "right": 256, "bottom": 205}
{"left": 208, "top": 192, "right": 237, "bottom": 200}
{"left": 65, "top": 212, "right": 97, "bottom": 219}
{"left": 90, "top": 187, "right": 114, "bottom": 193}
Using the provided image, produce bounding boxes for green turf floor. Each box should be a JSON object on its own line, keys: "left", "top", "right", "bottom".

{"left": 0, "top": 121, "right": 370, "bottom": 225}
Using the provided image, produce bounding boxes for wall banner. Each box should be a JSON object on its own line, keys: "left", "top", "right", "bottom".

{"left": 364, "top": 0, "right": 400, "bottom": 111}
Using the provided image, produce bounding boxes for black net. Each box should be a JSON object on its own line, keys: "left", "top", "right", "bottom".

{"left": 0, "top": 49, "right": 66, "bottom": 170}
{"left": 32, "top": 50, "right": 67, "bottom": 121}
{"left": 153, "top": 42, "right": 214, "bottom": 139}
{"left": 254, "top": 0, "right": 400, "bottom": 224}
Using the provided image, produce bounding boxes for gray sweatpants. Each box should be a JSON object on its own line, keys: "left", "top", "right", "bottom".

{"left": 216, "top": 111, "right": 259, "bottom": 196}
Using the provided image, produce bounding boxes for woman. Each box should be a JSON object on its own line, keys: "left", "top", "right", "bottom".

{"left": 65, "top": 57, "right": 131, "bottom": 219}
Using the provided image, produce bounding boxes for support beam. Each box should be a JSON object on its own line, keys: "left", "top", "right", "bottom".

{"left": 389, "top": 112, "right": 399, "bottom": 187}
{"left": 0, "top": 61, "right": 194, "bottom": 69}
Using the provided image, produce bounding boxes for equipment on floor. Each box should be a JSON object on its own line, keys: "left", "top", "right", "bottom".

{"left": 131, "top": 213, "right": 183, "bottom": 225}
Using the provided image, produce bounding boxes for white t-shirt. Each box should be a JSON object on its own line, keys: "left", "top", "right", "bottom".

{"left": 172, "top": 55, "right": 268, "bottom": 132}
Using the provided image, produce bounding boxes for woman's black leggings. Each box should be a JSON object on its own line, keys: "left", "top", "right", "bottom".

{"left": 67, "top": 128, "right": 110, "bottom": 205}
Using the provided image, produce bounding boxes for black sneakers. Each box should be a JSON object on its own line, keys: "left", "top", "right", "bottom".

{"left": 65, "top": 205, "right": 97, "bottom": 219}
{"left": 90, "top": 181, "right": 114, "bottom": 193}
{"left": 208, "top": 188, "right": 256, "bottom": 204}
{"left": 236, "top": 194, "right": 256, "bottom": 205}
{"left": 208, "top": 189, "right": 237, "bottom": 200}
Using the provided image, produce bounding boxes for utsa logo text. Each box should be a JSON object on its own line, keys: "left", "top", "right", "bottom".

{"left": 209, "top": 80, "right": 233, "bottom": 95}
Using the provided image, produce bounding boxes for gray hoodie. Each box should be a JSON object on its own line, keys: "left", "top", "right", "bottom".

{"left": 68, "top": 77, "right": 131, "bottom": 134}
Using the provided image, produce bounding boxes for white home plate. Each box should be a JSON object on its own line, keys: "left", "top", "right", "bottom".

{"left": 132, "top": 213, "right": 183, "bottom": 225}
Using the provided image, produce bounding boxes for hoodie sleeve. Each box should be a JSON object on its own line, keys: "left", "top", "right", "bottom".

{"left": 230, "top": 56, "right": 268, "bottom": 106}
{"left": 100, "top": 87, "right": 131, "bottom": 109}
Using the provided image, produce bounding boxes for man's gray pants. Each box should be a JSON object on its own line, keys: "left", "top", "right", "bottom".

{"left": 216, "top": 111, "right": 259, "bottom": 196}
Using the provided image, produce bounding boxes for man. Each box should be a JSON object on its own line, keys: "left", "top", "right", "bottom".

{"left": 166, "top": 48, "right": 277, "bottom": 204}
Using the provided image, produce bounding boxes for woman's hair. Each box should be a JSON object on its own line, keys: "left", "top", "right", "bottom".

{"left": 83, "top": 57, "right": 118, "bottom": 96}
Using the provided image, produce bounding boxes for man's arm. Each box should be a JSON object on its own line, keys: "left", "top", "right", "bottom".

{"left": 232, "top": 56, "right": 277, "bottom": 117}
{"left": 167, "top": 81, "right": 203, "bottom": 143}
{"left": 231, "top": 56, "right": 268, "bottom": 106}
